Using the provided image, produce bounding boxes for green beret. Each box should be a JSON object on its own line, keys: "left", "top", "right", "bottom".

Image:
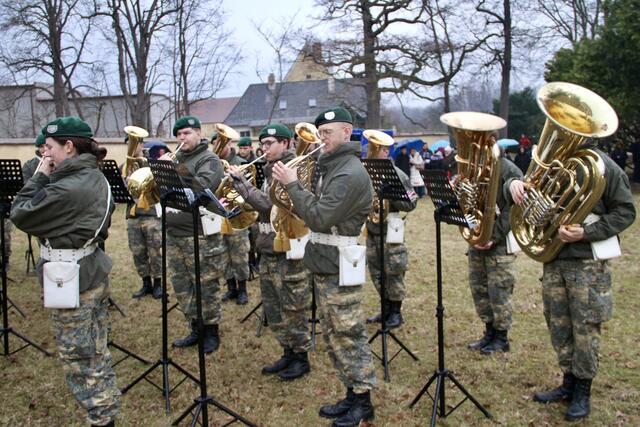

{"left": 210, "top": 131, "right": 218, "bottom": 142}
{"left": 173, "top": 115, "right": 201, "bottom": 136}
{"left": 314, "top": 107, "right": 353, "bottom": 127}
{"left": 237, "top": 136, "right": 252, "bottom": 147}
{"left": 259, "top": 123, "right": 293, "bottom": 141}
{"left": 41, "top": 116, "right": 93, "bottom": 139}
{"left": 35, "top": 133, "right": 46, "bottom": 146}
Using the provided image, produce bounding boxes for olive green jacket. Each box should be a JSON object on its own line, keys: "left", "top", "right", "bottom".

{"left": 22, "top": 152, "right": 41, "bottom": 183}
{"left": 225, "top": 148, "right": 246, "bottom": 166}
{"left": 10, "top": 154, "right": 115, "bottom": 293}
{"left": 286, "top": 141, "right": 373, "bottom": 274}
{"left": 233, "top": 151, "right": 295, "bottom": 254}
{"left": 366, "top": 164, "right": 417, "bottom": 235}
{"left": 504, "top": 146, "right": 636, "bottom": 260}
{"left": 166, "top": 141, "right": 224, "bottom": 237}
{"left": 486, "top": 157, "right": 523, "bottom": 255}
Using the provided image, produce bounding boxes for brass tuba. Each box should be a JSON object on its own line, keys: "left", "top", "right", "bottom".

{"left": 269, "top": 122, "right": 325, "bottom": 252}
{"left": 440, "top": 112, "right": 506, "bottom": 245}
{"left": 123, "top": 126, "right": 161, "bottom": 209}
{"left": 510, "top": 82, "right": 618, "bottom": 262}
{"left": 211, "top": 123, "right": 259, "bottom": 232}
{"left": 364, "top": 129, "right": 395, "bottom": 224}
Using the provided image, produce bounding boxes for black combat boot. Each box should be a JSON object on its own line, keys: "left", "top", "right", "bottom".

{"left": 222, "top": 278, "right": 238, "bottom": 302}
{"left": 172, "top": 319, "right": 198, "bottom": 348}
{"left": 385, "top": 300, "right": 404, "bottom": 329}
{"left": 152, "top": 277, "right": 163, "bottom": 300}
{"left": 332, "top": 391, "right": 375, "bottom": 427}
{"left": 366, "top": 300, "right": 390, "bottom": 324}
{"left": 92, "top": 420, "right": 114, "bottom": 427}
{"left": 319, "top": 388, "right": 356, "bottom": 419}
{"left": 481, "top": 329, "right": 510, "bottom": 354}
{"left": 565, "top": 378, "right": 592, "bottom": 421}
{"left": 278, "top": 351, "right": 310, "bottom": 380}
{"left": 132, "top": 276, "right": 153, "bottom": 299}
{"left": 236, "top": 280, "right": 248, "bottom": 305}
{"left": 468, "top": 322, "right": 495, "bottom": 350}
{"left": 262, "top": 347, "right": 294, "bottom": 374}
{"left": 534, "top": 372, "right": 576, "bottom": 403}
{"left": 203, "top": 324, "right": 220, "bottom": 354}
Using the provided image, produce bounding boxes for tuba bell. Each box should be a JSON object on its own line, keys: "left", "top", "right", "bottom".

{"left": 440, "top": 112, "right": 506, "bottom": 245}
{"left": 510, "top": 82, "right": 618, "bottom": 262}
{"left": 123, "top": 126, "right": 160, "bottom": 209}
{"left": 364, "top": 129, "right": 395, "bottom": 224}
{"left": 211, "top": 123, "right": 260, "bottom": 232}
{"left": 269, "top": 122, "right": 325, "bottom": 252}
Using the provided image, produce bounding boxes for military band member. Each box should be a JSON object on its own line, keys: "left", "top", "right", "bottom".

{"left": 508, "top": 140, "right": 635, "bottom": 420}
{"left": 229, "top": 123, "right": 312, "bottom": 380}
{"left": 273, "top": 108, "right": 376, "bottom": 427}
{"left": 217, "top": 136, "right": 252, "bottom": 305}
{"left": 365, "top": 141, "right": 418, "bottom": 329}
{"left": 162, "top": 116, "right": 227, "bottom": 354}
{"left": 466, "top": 156, "right": 522, "bottom": 354}
{"left": 124, "top": 137, "right": 162, "bottom": 300}
{"left": 22, "top": 133, "right": 46, "bottom": 182}
{"left": 237, "top": 136, "right": 257, "bottom": 163}
{"left": 11, "top": 117, "right": 119, "bottom": 427}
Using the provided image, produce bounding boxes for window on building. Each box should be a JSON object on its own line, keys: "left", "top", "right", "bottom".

{"left": 308, "top": 98, "right": 317, "bottom": 107}
{"left": 240, "top": 130, "right": 251, "bottom": 137}
{"left": 306, "top": 74, "right": 312, "bottom": 79}
{"left": 279, "top": 100, "right": 287, "bottom": 110}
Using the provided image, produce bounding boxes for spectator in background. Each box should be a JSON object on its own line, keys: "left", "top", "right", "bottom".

{"left": 255, "top": 147, "right": 265, "bottom": 158}
{"left": 611, "top": 143, "right": 628, "bottom": 172}
{"left": 421, "top": 145, "right": 432, "bottom": 161}
{"left": 394, "top": 146, "right": 411, "bottom": 177}
{"left": 409, "top": 147, "right": 426, "bottom": 198}
{"left": 514, "top": 146, "right": 531, "bottom": 174}
{"left": 519, "top": 134, "right": 532, "bottom": 150}
{"left": 442, "top": 146, "right": 457, "bottom": 179}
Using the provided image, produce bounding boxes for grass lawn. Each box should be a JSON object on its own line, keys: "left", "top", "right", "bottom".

{"left": 1, "top": 188, "right": 638, "bottom": 426}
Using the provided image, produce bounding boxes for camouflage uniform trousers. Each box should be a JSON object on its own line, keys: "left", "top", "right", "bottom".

{"left": 468, "top": 247, "right": 516, "bottom": 331}
{"left": 366, "top": 232, "right": 407, "bottom": 301}
{"left": 259, "top": 253, "right": 312, "bottom": 353}
{"left": 50, "top": 281, "right": 120, "bottom": 426}
{"left": 542, "top": 259, "right": 612, "bottom": 379}
{"left": 314, "top": 273, "right": 377, "bottom": 393}
{"left": 127, "top": 216, "right": 162, "bottom": 279}
{"left": 168, "top": 233, "right": 228, "bottom": 325}
{"left": 223, "top": 229, "right": 250, "bottom": 281}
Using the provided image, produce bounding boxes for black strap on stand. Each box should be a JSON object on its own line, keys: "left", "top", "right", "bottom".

{"left": 308, "top": 276, "right": 320, "bottom": 350}
{"left": 120, "top": 160, "right": 199, "bottom": 414}
{"left": 239, "top": 300, "right": 267, "bottom": 337}
{"left": 0, "top": 159, "right": 51, "bottom": 357}
{"left": 362, "top": 159, "right": 419, "bottom": 381}
{"left": 25, "top": 235, "right": 36, "bottom": 275}
{"left": 99, "top": 160, "right": 150, "bottom": 367}
{"left": 409, "top": 170, "right": 492, "bottom": 426}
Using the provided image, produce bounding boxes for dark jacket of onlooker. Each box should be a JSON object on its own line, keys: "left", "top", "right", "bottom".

{"left": 514, "top": 147, "right": 532, "bottom": 174}
{"left": 394, "top": 149, "right": 411, "bottom": 177}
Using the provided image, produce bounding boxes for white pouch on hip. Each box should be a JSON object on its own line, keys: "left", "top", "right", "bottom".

{"left": 506, "top": 231, "right": 521, "bottom": 254}
{"left": 201, "top": 211, "right": 222, "bottom": 236}
{"left": 339, "top": 245, "right": 367, "bottom": 286}
{"left": 43, "top": 262, "right": 80, "bottom": 309}
{"left": 386, "top": 216, "right": 405, "bottom": 244}
{"left": 591, "top": 235, "right": 621, "bottom": 260}
{"left": 286, "top": 233, "right": 310, "bottom": 260}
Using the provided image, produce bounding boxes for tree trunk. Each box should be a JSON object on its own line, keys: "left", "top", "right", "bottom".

{"left": 362, "top": 1, "right": 381, "bottom": 128}
{"left": 499, "top": 0, "right": 511, "bottom": 138}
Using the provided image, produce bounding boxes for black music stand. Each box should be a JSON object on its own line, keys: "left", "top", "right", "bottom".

{"left": 25, "top": 235, "right": 36, "bottom": 275}
{"left": 362, "top": 159, "right": 419, "bottom": 382}
{"left": 120, "top": 160, "right": 199, "bottom": 414}
{"left": 409, "top": 170, "right": 491, "bottom": 426}
{"left": 239, "top": 300, "right": 267, "bottom": 337}
{"left": 99, "top": 160, "right": 150, "bottom": 367}
{"left": 308, "top": 276, "right": 320, "bottom": 350}
{"left": 0, "top": 159, "right": 51, "bottom": 357}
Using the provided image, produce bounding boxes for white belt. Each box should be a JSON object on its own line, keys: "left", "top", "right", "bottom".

{"left": 310, "top": 231, "right": 358, "bottom": 247}
{"left": 40, "top": 244, "right": 97, "bottom": 263}
{"left": 258, "top": 222, "right": 273, "bottom": 234}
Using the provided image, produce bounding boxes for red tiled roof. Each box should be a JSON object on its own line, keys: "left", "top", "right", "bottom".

{"left": 190, "top": 97, "right": 241, "bottom": 123}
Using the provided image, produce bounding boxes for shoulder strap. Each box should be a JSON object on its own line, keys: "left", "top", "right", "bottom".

{"left": 83, "top": 177, "right": 112, "bottom": 248}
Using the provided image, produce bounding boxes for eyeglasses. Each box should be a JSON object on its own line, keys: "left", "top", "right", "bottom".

{"left": 261, "top": 139, "right": 278, "bottom": 148}
{"left": 318, "top": 129, "right": 335, "bottom": 138}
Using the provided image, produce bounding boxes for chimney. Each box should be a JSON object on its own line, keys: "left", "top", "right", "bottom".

{"left": 312, "top": 42, "right": 322, "bottom": 63}
{"left": 268, "top": 73, "right": 276, "bottom": 91}
{"left": 327, "top": 77, "right": 335, "bottom": 94}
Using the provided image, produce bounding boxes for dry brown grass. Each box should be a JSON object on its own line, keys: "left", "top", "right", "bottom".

{"left": 1, "top": 187, "right": 639, "bottom": 426}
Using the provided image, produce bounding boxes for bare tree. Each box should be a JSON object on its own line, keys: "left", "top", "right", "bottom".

{"left": 0, "top": 0, "right": 94, "bottom": 118}
{"left": 170, "top": 0, "right": 241, "bottom": 117}
{"left": 534, "top": 0, "right": 605, "bottom": 46}
{"left": 98, "top": 0, "right": 176, "bottom": 129}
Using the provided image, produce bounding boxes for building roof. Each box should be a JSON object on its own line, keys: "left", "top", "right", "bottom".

{"left": 190, "top": 97, "right": 240, "bottom": 123}
{"left": 225, "top": 78, "right": 367, "bottom": 127}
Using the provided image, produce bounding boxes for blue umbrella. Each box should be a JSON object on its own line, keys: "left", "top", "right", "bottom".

{"left": 391, "top": 139, "right": 424, "bottom": 159}
{"left": 429, "top": 140, "right": 450, "bottom": 151}
{"left": 497, "top": 138, "right": 520, "bottom": 152}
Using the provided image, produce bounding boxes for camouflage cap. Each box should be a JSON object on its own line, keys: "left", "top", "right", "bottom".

{"left": 173, "top": 115, "right": 201, "bottom": 136}
{"left": 35, "top": 133, "right": 46, "bottom": 146}
{"left": 41, "top": 116, "right": 93, "bottom": 139}
{"left": 258, "top": 123, "right": 293, "bottom": 141}
{"left": 237, "top": 136, "right": 252, "bottom": 147}
{"left": 314, "top": 107, "right": 353, "bottom": 127}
